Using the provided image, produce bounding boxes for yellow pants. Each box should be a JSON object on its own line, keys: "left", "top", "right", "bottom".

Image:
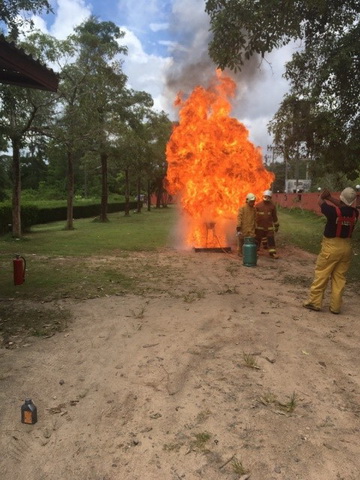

{"left": 307, "top": 237, "right": 352, "bottom": 312}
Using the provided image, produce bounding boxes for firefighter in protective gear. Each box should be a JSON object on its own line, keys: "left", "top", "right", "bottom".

{"left": 255, "top": 190, "right": 280, "bottom": 258}
{"left": 236, "top": 193, "right": 256, "bottom": 255}
{"left": 304, "top": 187, "right": 358, "bottom": 314}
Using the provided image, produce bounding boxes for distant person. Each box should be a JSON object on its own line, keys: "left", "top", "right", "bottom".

{"left": 236, "top": 193, "right": 256, "bottom": 255}
{"left": 255, "top": 190, "right": 280, "bottom": 259}
{"left": 304, "top": 187, "right": 358, "bottom": 314}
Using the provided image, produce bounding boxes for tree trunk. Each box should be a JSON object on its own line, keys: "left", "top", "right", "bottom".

{"left": 99, "top": 151, "right": 109, "bottom": 222}
{"left": 136, "top": 177, "right": 142, "bottom": 213}
{"left": 124, "top": 167, "right": 130, "bottom": 216}
{"left": 155, "top": 177, "right": 163, "bottom": 209}
{"left": 84, "top": 162, "right": 88, "bottom": 198}
{"left": 65, "top": 150, "right": 74, "bottom": 230}
{"left": 11, "top": 138, "right": 21, "bottom": 238}
{"left": 147, "top": 179, "right": 151, "bottom": 212}
{"left": 162, "top": 191, "right": 168, "bottom": 208}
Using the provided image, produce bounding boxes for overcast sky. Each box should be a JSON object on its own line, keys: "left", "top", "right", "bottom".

{"left": 32, "top": 0, "right": 295, "bottom": 156}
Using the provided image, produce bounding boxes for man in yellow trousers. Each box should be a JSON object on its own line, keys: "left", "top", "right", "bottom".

{"left": 304, "top": 187, "right": 358, "bottom": 314}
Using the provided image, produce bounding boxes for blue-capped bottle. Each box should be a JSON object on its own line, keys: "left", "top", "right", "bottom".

{"left": 21, "top": 398, "right": 37, "bottom": 424}
{"left": 242, "top": 237, "right": 257, "bottom": 267}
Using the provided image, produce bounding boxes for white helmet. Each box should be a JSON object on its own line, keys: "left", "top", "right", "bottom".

{"left": 246, "top": 193, "right": 256, "bottom": 202}
{"left": 263, "top": 190, "right": 272, "bottom": 197}
{"left": 339, "top": 187, "right": 356, "bottom": 206}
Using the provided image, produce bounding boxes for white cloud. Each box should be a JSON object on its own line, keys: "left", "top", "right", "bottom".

{"left": 242, "top": 116, "right": 273, "bottom": 155}
{"left": 120, "top": 28, "right": 173, "bottom": 113}
{"left": 49, "top": 0, "right": 92, "bottom": 39}
{"left": 30, "top": 16, "right": 48, "bottom": 33}
{"left": 116, "top": 0, "right": 168, "bottom": 33}
{"left": 149, "top": 23, "right": 169, "bottom": 32}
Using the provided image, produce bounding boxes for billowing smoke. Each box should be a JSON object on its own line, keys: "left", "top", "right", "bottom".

{"left": 164, "top": 0, "right": 265, "bottom": 116}
{"left": 163, "top": 0, "right": 291, "bottom": 152}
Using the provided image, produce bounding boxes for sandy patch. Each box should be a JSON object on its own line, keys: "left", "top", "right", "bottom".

{"left": 1, "top": 246, "right": 359, "bottom": 479}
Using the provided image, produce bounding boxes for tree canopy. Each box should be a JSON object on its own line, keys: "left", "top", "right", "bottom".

{"left": 0, "top": 15, "right": 172, "bottom": 236}
{"left": 0, "top": 0, "right": 52, "bottom": 39}
{"left": 205, "top": 0, "right": 360, "bottom": 179}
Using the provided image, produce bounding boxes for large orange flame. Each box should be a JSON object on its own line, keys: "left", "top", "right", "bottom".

{"left": 165, "top": 70, "right": 274, "bottom": 248}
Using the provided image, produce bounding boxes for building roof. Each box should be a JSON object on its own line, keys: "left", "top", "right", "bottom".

{"left": 0, "top": 35, "right": 59, "bottom": 92}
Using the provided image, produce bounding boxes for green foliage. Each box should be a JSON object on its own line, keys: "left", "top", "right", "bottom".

{"left": 0, "top": 68, "right": 57, "bottom": 236}
{"left": 267, "top": 160, "right": 308, "bottom": 193}
{"left": 0, "top": 200, "right": 136, "bottom": 235}
{"left": 0, "top": 156, "right": 11, "bottom": 201}
{"left": 0, "top": 19, "right": 173, "bottom": 238}
{"left": 205, "top": 1, "right": 360, "bottom": 179}
{"left": 0, "top": 0, "right": 52, "bottom": 39}
{"left": 205, "top": 0, "right": 302, "bottom": 71}
{"left": 21, "top": 153, "right": 48, "bottom": 190}
{"left": 0, "top": 203, "right": 39, "bottom": 235}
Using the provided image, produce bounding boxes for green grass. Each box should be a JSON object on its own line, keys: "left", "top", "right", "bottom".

{"left": 1, "top": 204, "right": 359, "bottom": 343}
{"left": 277, "top": 207, "right": 325, "bottom": 254}
{"left": 0, "top": 207, "right": 177, "bottom": 343}
{"left": 0, "top": 207, "right": 176, "bottom": 256}
{"left": 0, "top": 207, "right": 177, "bottom": 297}
{"left": 1, "top": 208, "right": 176, "bottom": 287}
{"left": 277, "top": 207, "right": 360, "bottom": 283}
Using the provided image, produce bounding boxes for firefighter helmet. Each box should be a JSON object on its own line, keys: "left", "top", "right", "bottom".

{"left": 340, "top": 187, "right": 356, "bottom": 206}
{"left": 246, "top": 193, "right": 256, "bottom": 202}
{"left": 263, "top": 190, "right": 272, "bottom": 197}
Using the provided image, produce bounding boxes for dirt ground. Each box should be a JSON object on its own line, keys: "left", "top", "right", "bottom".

{"left": 0, "top": 245, "right": 359, "bottom": 480}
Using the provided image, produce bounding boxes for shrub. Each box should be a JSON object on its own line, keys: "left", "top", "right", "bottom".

{"left": 0, "top": 201, "right": 139, "bottom": 235}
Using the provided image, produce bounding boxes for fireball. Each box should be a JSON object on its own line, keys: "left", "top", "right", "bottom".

{"left": 165, "top": 70, "right": 274, "bottom": 248}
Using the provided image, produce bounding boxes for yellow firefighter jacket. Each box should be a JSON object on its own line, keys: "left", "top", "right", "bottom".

{"left": 237, "top": 203, "right": 256, "bottom": 237}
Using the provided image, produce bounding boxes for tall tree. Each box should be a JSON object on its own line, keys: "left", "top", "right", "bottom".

{"left": 109, "top": 92, "right": 171, "bottom": 215}
{"left": 27, "top": 20, "right": 129, "bottom": 227}
{"left": 205, "top": 0, "right": 360, "bottom": 178}
{"left": 144, "top": 111, "right": 172, "bottom": 210}
{"left": 120, "top": 89, "right": 155, "bottom": 213}
{"left": 0, "top": 153, "right": 11, "bottom": 201}
{"left": 72, "top": 16, "right": 128, "bottom": 222}
{"left": 0, "top": 84, "right": 55, "bottom": 236}
{"left": 13, "top": 31, "right": 82, "bottom": 230}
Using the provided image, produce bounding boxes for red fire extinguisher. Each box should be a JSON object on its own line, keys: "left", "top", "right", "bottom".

{"left": 13, "top": 254, "right": 26, "bottom": 285}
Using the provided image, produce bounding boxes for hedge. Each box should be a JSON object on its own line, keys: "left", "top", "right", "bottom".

{"left": 0, "top": 201, "right": 139, "bottom": 235}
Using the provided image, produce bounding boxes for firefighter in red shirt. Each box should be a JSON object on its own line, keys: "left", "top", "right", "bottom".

{"left": 255, "top": 190, "right": 280, "bottom": 258}
{"left": 304, "top": 187, "right": 358, "bottom": 314}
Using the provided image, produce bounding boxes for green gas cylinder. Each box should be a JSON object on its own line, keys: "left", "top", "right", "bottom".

{"left": 242, "top": 237, "right": 257, "bottom": 267}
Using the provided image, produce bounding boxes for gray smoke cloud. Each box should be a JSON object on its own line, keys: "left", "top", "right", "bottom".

{"left": 165, "top": 1, "right": 264, "bottom": 106}
{"left": 163, "top": 0, "right": 291, "bottom": 153}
